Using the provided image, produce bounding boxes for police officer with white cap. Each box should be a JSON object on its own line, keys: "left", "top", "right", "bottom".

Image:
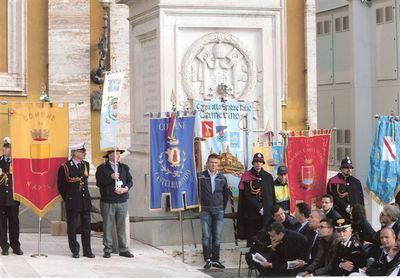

{"left": 57, "top": 143, "right": 94, "bottom": 258}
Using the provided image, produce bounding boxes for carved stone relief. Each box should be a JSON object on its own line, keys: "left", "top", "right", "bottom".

{"left": 181, "top": 32, "right": 257, "bottom": 102}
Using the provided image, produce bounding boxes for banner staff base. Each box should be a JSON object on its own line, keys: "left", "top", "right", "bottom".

{"left": 31, "top": 216, "right": 47, "bottom": 258}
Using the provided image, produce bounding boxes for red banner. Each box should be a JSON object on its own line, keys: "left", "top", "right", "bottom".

{"left": 286, "top": 130, "right": 331, "bottom": 213}
{"left": 10, "top": 103, "right": 69, "bottom": 217}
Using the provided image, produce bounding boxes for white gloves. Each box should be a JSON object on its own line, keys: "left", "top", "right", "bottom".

{"left": 346, "top": 205, "right": 351, "bottom": 214}
{"left": 259, "top": 208, "right": 264, "bottom": 215}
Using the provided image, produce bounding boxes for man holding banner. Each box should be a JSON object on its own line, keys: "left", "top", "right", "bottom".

{"left": 96, "top": 148, "right": 134, "bottom": 259}
{"left": 57, "top": 143, "right": 94, "bottom": 259}
{"left": 0, "top": 138, "right": 23, "bottom": 256}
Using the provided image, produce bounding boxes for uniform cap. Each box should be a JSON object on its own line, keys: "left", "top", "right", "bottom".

{"left": 277, "top": 165, "right": 288, "bottom": 175}
{"left": 70, "top": 142, "right": 86, "bottom": 151}
{"left": 252, "top": 152, "right": 265, "bottom": 164}
{"left": 340, "top": 156, "right": 353, "bottom": 169}
{"left": 3, "top": 137, "right": 11, "bottom": 148}
{"left": 335, "top": 218, "right": 352, "bottom": 231}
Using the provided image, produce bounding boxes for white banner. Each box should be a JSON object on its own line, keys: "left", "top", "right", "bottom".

{"left": 100, "top": 71, "right": 125, "bottom": 151}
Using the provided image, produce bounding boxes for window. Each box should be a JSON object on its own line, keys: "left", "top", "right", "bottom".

{"left": 376, "top": 8, "right": 384, "bottom": 24}
{"left": 343, "top": 16, "right": 349, "bottom": 31}
{"left": 385, "top": 6, "right": 393, "bottom": 23}
{"left": 336, "top": 129, "right": 343, "bottom": 144}
{"left": 324, "top": 20, "right": 331, "bottom": 35}
{"left": 344, "top": 129, "right": 351, "bottom": 144}
{"left": 317, "top": 21, "right": 323, "bottom": 35}
{"left": 334, "top": 129, "right": 352, "bottom": 166}
{"left": 335, "top": 17, "right": 342, "bottom": 32}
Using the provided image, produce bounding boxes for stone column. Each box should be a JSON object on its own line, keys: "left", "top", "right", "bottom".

{"left": 48, "top": 0, "right": 91, "bottom": 161}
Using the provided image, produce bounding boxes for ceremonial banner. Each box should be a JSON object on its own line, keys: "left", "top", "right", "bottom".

{"left": 150, "top": 114, "right": 198, "bottom": 210}
{"left": 286, "top": 130, "right": 331, "bottom": 213}
{"left": 367, "top": 116, "right": 400, "bottom": 204}
{"left": 10, "top": 103, "right": 69, "bottom": 216}
{"left": 194, "top": 100, "right": 253, "bottom": 197}
{"left": 100, "top": 71, "right": 125, "bottom": 151}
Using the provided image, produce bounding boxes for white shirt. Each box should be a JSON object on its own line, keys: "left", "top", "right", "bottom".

{"left": 208, "top": 170, "right": 218, "bottom": 193}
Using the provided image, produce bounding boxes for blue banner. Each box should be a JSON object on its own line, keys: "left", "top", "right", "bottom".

{"left": 367, "top": 116, "right": 400, "bottom": 204}
{"left": 150, "top": 115, "right": 199, "bottom": 210}
{"left": 194, "top": 100, "right": 253, "bottom": 197}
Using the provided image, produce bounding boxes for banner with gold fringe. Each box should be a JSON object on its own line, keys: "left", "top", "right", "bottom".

{"left": 10, "top": 103, "right": 69, "bottom": 217}
{"left": 286, "top": 129, "right": 331, "bottom": 213}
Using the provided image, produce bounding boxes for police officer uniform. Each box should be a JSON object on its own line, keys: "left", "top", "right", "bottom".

{"left": 57, "top": 143, "right": 94, "bottom": 258}
{"left": 332, "top": 219, "right": 366, "bottom": 276}
{"left": 237, "top": 153, "right": 275, "bottom": 244}
{"left": 327, "top": 157, "right": 364, "bottom": 218}
{"left": 0, "top": 137, "right": 22, "bottom": 255}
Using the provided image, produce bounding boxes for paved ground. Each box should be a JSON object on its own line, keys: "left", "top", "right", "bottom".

{"left": 0, "top": 233, "right": 209, "bottom": 278}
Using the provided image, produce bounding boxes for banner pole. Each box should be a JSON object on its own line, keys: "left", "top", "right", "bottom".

{"left": 179, "top": 210, "right": 185, "bottom": 262}
{"left": 31, "top": 216, "right": 47, "bottom": 258}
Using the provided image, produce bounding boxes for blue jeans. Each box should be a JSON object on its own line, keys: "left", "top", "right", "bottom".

{"left": 200, "top": 209, "right": 224, "bottom": 261}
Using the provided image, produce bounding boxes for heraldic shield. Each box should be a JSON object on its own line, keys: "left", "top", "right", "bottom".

{"left": 301, "top": 163, "right": 315, "bottom": 190}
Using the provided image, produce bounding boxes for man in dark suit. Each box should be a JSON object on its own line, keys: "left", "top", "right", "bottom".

{"left": 0, "top": 137, "right": 23, "bottom": 255}
{"left": 57, "top": 143, "right": 94, "bottom": 258}
{"left": 237, "top": 153, "right": 275, "bottom": 245}
{"left": 373, "top": 204, "right": 400, "bottom": 245}
{"left": 96, "top": 148, "right": 134, "bottom": 259}
{"left": 259, "top": 222, "right": 308, "bottom": 276}
{"left": 321, "top": 194, "right": 342, "bottom": 222}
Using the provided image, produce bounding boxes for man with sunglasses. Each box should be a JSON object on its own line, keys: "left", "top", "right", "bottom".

{"left": 57, "top": 143, "right": 94, "bottom": 259}
{"left": 299, "top": 219, "right": 339, "bottom": 276}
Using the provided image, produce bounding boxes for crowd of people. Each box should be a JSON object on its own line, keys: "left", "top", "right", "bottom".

{"left": 200, "top": 152, "right": 400, "bottom": 276}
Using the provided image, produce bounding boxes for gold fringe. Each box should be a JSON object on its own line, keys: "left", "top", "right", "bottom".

{"left": 13, "top": 193, "right": 62, "bottom": 217}
{"left": 365, "top": 187, "right": 393, "bottom": 206}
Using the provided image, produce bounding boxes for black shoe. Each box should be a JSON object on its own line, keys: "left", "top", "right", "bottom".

{"left": 212, "top": 261, "right": 225, "bottom": 269}
{"left": 13, "top": 249, "right": 23, "bottom": 255}
{"left": 103, "top": 252, "right": 111, "bottom": 258}
{"left": 204, "top": 259, "right": 212, "bottom": 269}
{"left": 83, "top": 253, "right": 95, "bottom": 258}
{"left": 1, "top": 249, "right": 8, "bottom": 256}
{"left": 119, "top": 251, "right": 134, "bottom": 258}
{"left": 72, "top": 253, "right": 79, "bottom": 258}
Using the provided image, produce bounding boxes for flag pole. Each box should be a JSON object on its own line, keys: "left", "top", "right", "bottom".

{"left": 31, "top": 216, "right": 47, "bottom": 258}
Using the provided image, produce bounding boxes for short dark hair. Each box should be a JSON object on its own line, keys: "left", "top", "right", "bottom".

{"left": 322, "top": 194, "right": 333, "bottom": 202}
{"left": 320, "top": 219, "right": 334, "bottom": 229}
{"left": 267, "top": 222, "right": 286, "bottom": 234}
{"left": 272, "top": 204, "right": 284, "bottom": 216}
{"left": 207, "top": 153, "right": 220, "bottom": 162}
{"left": 296, "top": 202, "right": 311, "bottom": 218}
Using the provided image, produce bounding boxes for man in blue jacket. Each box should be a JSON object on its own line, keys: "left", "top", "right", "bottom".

{"left": 96, "top": 148, "right": 133, "bottom": 259}
{"left": 199, "top": 153, "right": 228, "bottom": 269}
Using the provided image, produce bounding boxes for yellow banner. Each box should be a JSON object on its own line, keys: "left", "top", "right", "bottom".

{"left": 10, "top": 103, "right": 69, "bottom": 158}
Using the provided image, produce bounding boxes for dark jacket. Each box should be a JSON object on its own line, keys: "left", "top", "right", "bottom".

{"left": 306, "top": 233, "right": 339, "bottom": 275}
{"left": 352, "top": 218, "right": 376, "bottom": 245}
{"left": 366, "top": 248, "right": 400, "bottom": 276}
{"left": 327, "top": 173, "right": 364, "bottom": 218}
{"left": 237, "top": 167, "right": 275, "bottom": 239}
{"left": 324, "top": 207, "right": 342, "bottom": 223}
{"left": 332, "top": 236, "right": 367, "bottom": 276}
{"left": 298, "top": 222, "right": 319, "bottom": 263}
{"left": 199, "top": 170, "right": 228, "bottom": 211}
{"left": 0, "top": 156, "right": 19, "bottom": 206}
{"left": 57, "top": 159, "right": 91, "bottom": 211}
{"left": 373, "top": 221, "right": 400, "bottom": 246}
{"left": 269, "top": 230, "right": 308, "bottom": 276}
{"left": 95, "top": 161, "right": 133, "bottom": 203}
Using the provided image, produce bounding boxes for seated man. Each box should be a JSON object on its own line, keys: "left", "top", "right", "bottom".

{"left": 366, "top": 227, "right": 399, "bottom": 276}
{"left": 332, "top": 219, "right": 367, "bottom": 276}
{"left": 259, "top": 222, "right": 308, "bottom": 276}
{"left": 321, "top": 194, "right": 342, "bottom": 223}
{"left": 299, "top": 219, "right": 339, "bottom": 276}
{"left": 372, "top": 204, "right": 400, "bottom": 245}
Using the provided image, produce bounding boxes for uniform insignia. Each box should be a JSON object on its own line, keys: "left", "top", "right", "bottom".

{"left": 351, "top": 251, "right": 360, "bottom": 254}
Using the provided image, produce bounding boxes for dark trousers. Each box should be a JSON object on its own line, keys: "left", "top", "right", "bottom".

{"left": 66, "top": 209, "right": 91, "bottom": 255}
{"left": 0, "top": 205, "right": 20, "bottom": 251}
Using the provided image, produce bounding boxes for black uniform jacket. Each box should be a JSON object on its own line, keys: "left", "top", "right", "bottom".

{"left": 0, "top": 156, "right": 18, "bottom": 206}
{"left": 57, "top": 159, "right": 91, "bottom": 211}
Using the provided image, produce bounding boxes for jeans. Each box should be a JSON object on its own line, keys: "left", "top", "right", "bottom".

{"left": 200, "top": 209, "right": 224, "bottom": 261}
